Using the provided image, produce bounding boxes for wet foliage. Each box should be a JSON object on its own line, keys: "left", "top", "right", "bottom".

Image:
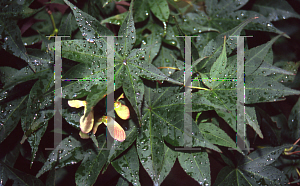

{"left": 1, "top": 0, "right": 300, "bottom": 185}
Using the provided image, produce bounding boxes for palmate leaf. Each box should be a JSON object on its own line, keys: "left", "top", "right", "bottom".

{"left": 53, "top": 38, "right": 182, "bottom": 124}
{"left": 46, "top": 160, "right": 56, "bottom": 186}
{"left": 164, "top": 25, "right": 181, "bottom": 49}
{"left": 268, "top": 61, "right": 300, "bottom": 87}
{"left": 0, "top": 0, "right": 42, "bottom": 56}
{"left": 187, "top": 0, "right": 290, "bottom": 57}
{"left": 192, "top": 84, "right": 258, "bottom": 149}
{"left": 271, "top": 156, "right": 300, "bottom": 182}
{"left": 116, "top": 1, "right": 135, "bottom": 56}
{"left": 0, "top": 18, "right": 36, "bottom": 72}
{"left": 194, "top": 71, "right": 299, "bottom": 144}
{"left": 152, "top": 45, "right": 180, "bottom": 77}
{"left": 58, "top": 12, "right": 77, "bottom": 37}
{"left": 257, "top": 107, "right": 281, "bottom": 146}
{"left": 206, "top": 35, "right": 227, "bottom": 89}
{"left": 198, "top": 122, "right": 241, "bottom": 150}
{"left": 287, "top": 97, "right": 300, "bottom": 136}
{"left": 48, "top": 38, "right": 109, "bottom": 117}
{"left": 88, "top": 0, "right": 115, "bottom": 17}
{"left": 0, "top": 65, "right": 52, "bottom": 93}
{"left": 50, "top": 39, "right": 108, "bottom": 100}
{"left": 143, "top": 21, "right": 163, "bottom": 64}
{"left": 0, "top": 161, "right": 44, "bottom": 186}
{"left": 204, "top": 0, "right": 288, "bottom": 37}
{"left": 178, "top": 151, "right": 210, "bottom": 185}
{"left": 177, "top": 12, "right": 219, "bottom": 36}
{"left": 64, "top": 0, "right": 114, "bottom": 41}
{"left": 0, "top": 96, "right": 28, "bottom": 144}
{"left": 251, "top": 0, "right": 300, "bottom": 22}
{"left": 116, "top": 177, "right": 130, "bottom": 186}
{"left": 196, "top": 16, "right": 258, "bottom": 73}
{"left": 0, "top": 144, "right": 20, "bottom": 185}
{"left": 244, "top": 34, "right": 282, "bottom": 75}
{"left": 270, "top": 113, "right": 292, "bottom": 144}
{"left": 0, "top": 0, "right": 299, "bottom": 185}
{"left": 137, "top": 140, "right": 177, "bottom": 186}
{"left": 52, "top": 1, "right": 183, "bottom": 125}
{"left": 133, "top": 0, "right": 149, "bottom": 22}
{"left": 101, "top": 12, "right": 129, "bottom": 26}
{"left": 36, "top": 136, "right": 86, "bottom": 178}
{"left": 75, "top": 135, "right": 109, "bottom": 186}
{"left": 0, "top": 0, "right": 42, "bottom": 19}
{"left": 0, "top": 48, "right": 53, "bottom": 93}
{"left": 118, "top": 48, "right": 183, "bottom": 126}
{"left": 111, "top": 145, "right": 140, "bottom": 186}
{"left": 253, "top": 59, "right": 298, "bottom": 78}
{"left": 137, "top": 70, "right": 220, "bottom": 185}
{"left": 245, "top": 75, "right": 300, "bottom": 103}
{"left": 0, "top": 50, "right": 53, "bottom": 146}
{"left": 20, "top": 72, "right": 55, "bottom": 165}
{"left": 245, "top": 106, "right": 263, "bottom": 139}
{"left": 144, "top": 71, "right": 220, "bottom": 151}
{"left": 193, "top": 29, "right": 300, "bottom": 144}
{"left": 148, "top": 0, "right": 169, "bottom": 23}
{"left": 214, "top": 145, "right": 291, "bottom": 185}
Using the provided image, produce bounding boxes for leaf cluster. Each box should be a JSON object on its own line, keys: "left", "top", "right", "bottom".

{"left": 1, "top": 0, "right": 300, "bottom": 185}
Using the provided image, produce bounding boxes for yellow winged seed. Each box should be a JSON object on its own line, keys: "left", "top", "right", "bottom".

{"left": 116, "top": 93, "right": 124, "bottom": 101}
{"left": 106, "top": 116, "right": 126, "bottom": 142}
{"left": 92, "top": 117, "right": 105, "bottom": 134}
{"left": 79, "top": 131, "right": 90, "bottom": 139}
{"left": 68, "top": 99, "right": 127, "bottom": 142}
{"left": 80, "top": 110, "right": 94, "bottom": 133}
{"left": 68, "top": 100, "right": 87, "bottom": 108}
{"left": 114, "top": 101, "right": 130, "bottom": 120}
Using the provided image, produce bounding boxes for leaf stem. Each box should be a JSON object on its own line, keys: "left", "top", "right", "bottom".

{"left": 157, "top": 67, "right": 180, "bottom": 70}
{"left": 294, "top": 138, "right": 300, "bottom": 145}
{"left": 284, "top": 138, "right": 300, "bottom": 153}
{"left": 185, "top": 85, "right": 210, "bottom": 90}
{"left": 296, "top": 167, "right": 300, "bottom": 177}
{"left": 47, "top": 9, "right": 58, "bottom": 40}
{"left": 284, "top": 151, "right": 300, "bottom": 155}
